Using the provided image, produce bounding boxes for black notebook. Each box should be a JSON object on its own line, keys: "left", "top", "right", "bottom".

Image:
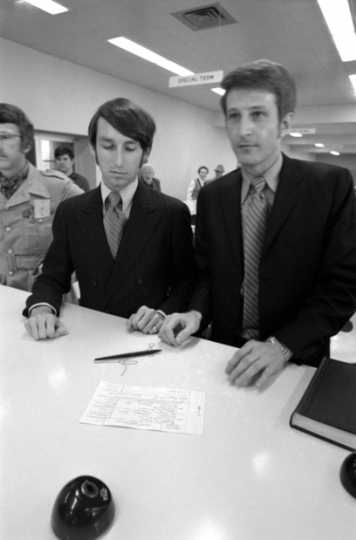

{"left": 290, "top": 357, "right": 356, "bottom": 450}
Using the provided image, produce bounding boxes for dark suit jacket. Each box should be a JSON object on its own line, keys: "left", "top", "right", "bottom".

{"left": 25, "top": 182, "right": 195, "bottom": 318}
{"left": 190, "top": 154, "right": 356, "bottom": 366}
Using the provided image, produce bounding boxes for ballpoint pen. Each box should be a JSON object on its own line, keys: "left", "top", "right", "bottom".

{"left": 94, "top": 348, "right": 162, "bottom": 362}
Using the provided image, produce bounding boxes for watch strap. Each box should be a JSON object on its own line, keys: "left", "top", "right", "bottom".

{"left": 267, "top": 336, "right": 292, "bottom": 361}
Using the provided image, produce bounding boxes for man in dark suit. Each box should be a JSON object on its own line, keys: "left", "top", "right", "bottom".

{"left": 24, "top": 98, "right": 195, "bottom": 340}
{"left": 160, "top": 59, "right": 356, "bottom": 389}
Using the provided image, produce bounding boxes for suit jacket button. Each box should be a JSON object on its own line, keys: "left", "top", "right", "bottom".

{"left": 92, "top": 280, "right": 97, "bottom": 287}
{"left": 137, "top": 278, "right": 143, "bottom": 285}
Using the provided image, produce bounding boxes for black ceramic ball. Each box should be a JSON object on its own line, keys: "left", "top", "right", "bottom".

{"left": 340, "top": 453, "right": 356, "bottom": 499}
{"left": 51, "top": 475, "right": 115, "bottom": 539}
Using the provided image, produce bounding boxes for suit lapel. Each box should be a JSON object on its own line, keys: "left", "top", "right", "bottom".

{"left": 263, "top": 155, "right": 302, "bottom": 253}
{"left": 79, "top": 186, "right": 113, "bottom": 270}
{"left": 219, "top": 170, "right": 243, "bottom": 269}
{"left": 105, "top": 183, "right": 160, "bottom": 297}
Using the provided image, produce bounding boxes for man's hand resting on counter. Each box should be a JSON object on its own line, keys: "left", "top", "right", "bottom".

{"left": 25, "top": 306, "right": 68, "bottom": 340}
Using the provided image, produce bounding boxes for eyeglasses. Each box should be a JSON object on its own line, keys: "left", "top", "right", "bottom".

{"left": 0, "top": 133, "right": 21, "bottom": 145}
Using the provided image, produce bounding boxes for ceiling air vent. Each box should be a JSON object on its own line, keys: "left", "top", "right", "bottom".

{"left": 172, "top": 3, "right": 237, "bottom": 31}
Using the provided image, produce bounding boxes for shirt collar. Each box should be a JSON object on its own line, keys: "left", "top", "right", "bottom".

{"left": 100, "top": 178, "right": 138, "bottom": 216}
{"left": 241, "top": 153, "right": 283, "bottom": 203}
{"left": 2, "top": 162, "right": 51, "bottom": 208}
{"left": 0, "top": 161, "right": 29, "bottom": 199}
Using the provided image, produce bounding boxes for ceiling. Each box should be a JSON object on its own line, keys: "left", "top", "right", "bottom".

{"left": 1, "top": 0, "right": 356, "bottom": 155}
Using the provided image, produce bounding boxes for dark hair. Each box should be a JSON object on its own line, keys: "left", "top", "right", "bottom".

{"left": 220, "top": 59, "right": 296, "bottom": 121}
{"left": 88, "top": 98, "right": 156, "bottom": 153}
{"left": 198, "top": 165, "right": 209, "bottom": 174}
{"left": 0, "top": 103, "right": 34, "bottom": 150}
{"left": 54, "top": 144, "right": 74, "bottom": 160}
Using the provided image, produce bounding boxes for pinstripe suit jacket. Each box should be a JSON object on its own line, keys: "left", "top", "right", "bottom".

{"left": 190, "top": 154, "right": 356, "bottom": 366}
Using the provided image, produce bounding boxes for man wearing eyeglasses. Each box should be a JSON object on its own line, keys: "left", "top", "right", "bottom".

{"left": 0, "top": 103, "right": 82, "bottom": 291}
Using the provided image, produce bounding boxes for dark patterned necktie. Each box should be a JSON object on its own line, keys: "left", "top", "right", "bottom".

{"left": 0, "top": 163, "right": 29, "bottom": 199}
{"left": 103, "top": 192, "right": 126, "bottom": 258}
{"left": 242, "top": 177, "right": 268, "bottom": 339}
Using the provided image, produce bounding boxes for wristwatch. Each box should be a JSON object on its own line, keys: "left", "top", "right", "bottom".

{"left": 267, "top": 336, "right": 292, "bottom": 362}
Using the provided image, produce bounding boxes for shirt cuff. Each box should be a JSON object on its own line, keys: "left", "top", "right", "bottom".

{"left": 28, "top": 303, "right": 57, "bottom": 316}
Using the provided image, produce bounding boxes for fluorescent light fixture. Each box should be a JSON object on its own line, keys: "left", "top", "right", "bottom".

{"left": 108, "top": 36, "right": 193, "bottom": 77}
{"left": 19, "top": 0, "right": 68, "bottom": 14}
{"left": 330, "top": 150, "right": 340, "bottom": 156}
{"left": 289, "top": 131, "right": 303, "bottom": 138}
{"left": 317, "top": 0, "right": 356, "bottom": 61}
{"left": 211, "top": 87, "right": 225, "bottom": 96}
{"left": 315, "top": 142, "right": 325, "bottom": 148}
{"left": 349, "top": 74, "right": 356, "bottom": 94}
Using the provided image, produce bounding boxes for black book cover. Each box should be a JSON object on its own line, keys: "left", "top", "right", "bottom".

{"left": 290, "top": 358, "right": 356, "bottom": 450}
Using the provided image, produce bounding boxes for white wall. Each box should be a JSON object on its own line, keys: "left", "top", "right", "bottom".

{"left": 314, "top": 153, "right": 356, "bottom": 184}
{"left": 0, "top": 37, "right": 236, "bottom": 199}
{"left": 282, "top": 143, "right": 316, "bottom": 161}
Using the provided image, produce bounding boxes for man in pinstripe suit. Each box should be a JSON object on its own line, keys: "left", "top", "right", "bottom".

{"left": 160, "top": 60, "right": 356, "bottom": 389}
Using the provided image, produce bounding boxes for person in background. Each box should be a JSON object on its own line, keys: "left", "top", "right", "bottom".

{"left": 0, "top": 103, "right": 82, "bottom": 291}
{"left": 213, "top": 164, "right": 225, "bottom": 179}
{"left": 24, "top": 97, "right": 195, "bottom": 340}
{"left": 140, "top": 163, "right": 161, "bottom": 192}
{"left": 185, "top": 165, "right": 209, "bottom": 224}
{"left": 160, "top": 59, "right": 356, "bottom": 390}
{"left": 54, "top": 144, "right": 90, "bottom": 192}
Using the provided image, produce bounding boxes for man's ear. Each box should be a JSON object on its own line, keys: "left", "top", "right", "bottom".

{"left": 89, "top": 144, "right": 99, "bottom": 165}
{"left": 140, "top": 149, "right": 151, "bottom": 167}
{"left": 279, "top": 112, "right": 294, "bottom": 138}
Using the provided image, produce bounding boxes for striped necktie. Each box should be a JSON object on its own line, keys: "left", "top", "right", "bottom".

{"left": 242, "top": 176, "right": 268, "bottom": 339}
{"left": 103, "top": 192, "right": 126, "bottom": 258}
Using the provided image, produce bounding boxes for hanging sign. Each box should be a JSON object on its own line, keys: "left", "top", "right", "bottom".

{"left": 289, "top": 128, "right": 316, "bottom": 135}
{"left": 169, "top": 70, "right": 223, "bottom": 88}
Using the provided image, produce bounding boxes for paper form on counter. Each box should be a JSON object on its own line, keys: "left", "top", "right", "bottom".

{"left": 80, "top": 380, "right": 205, "bottom": 435}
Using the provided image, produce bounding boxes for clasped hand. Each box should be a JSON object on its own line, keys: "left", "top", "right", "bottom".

{"left": 127, "top": 305, "right": 166, "bottom": 334}
{"left": 158, "top": 310, "right": 202, "bottom": 345}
